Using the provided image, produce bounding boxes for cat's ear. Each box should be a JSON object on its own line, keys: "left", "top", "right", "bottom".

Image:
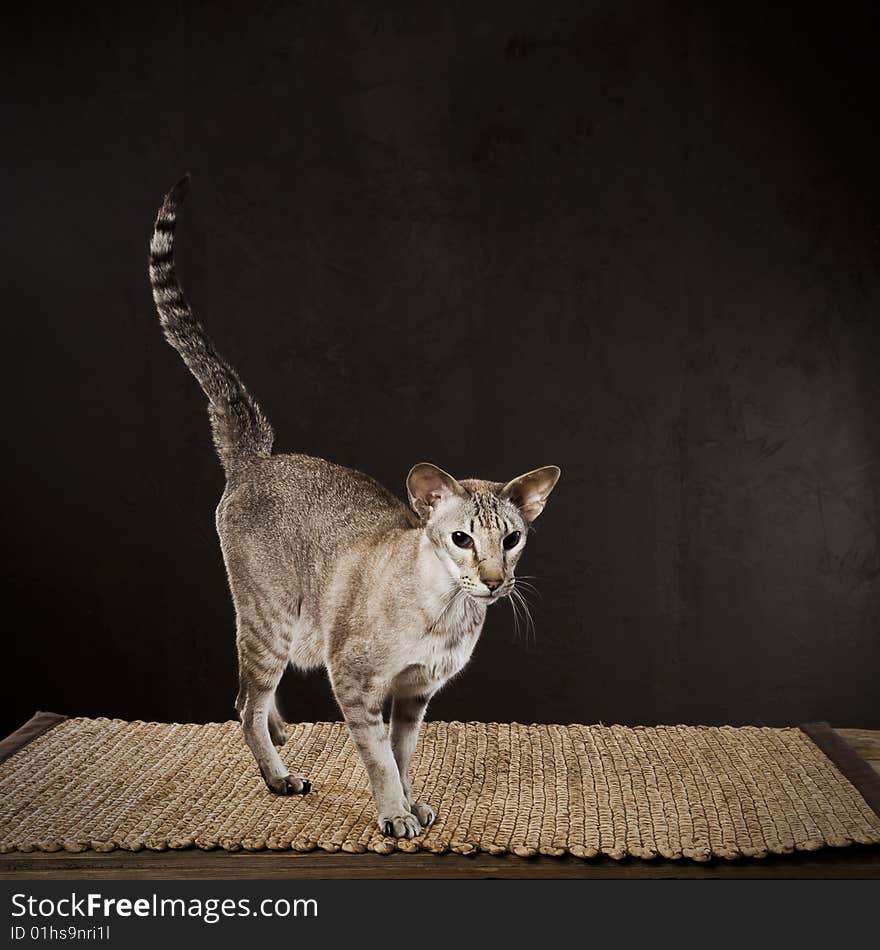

{"left": 500, "top": 466, "right": 561, "bottom": 523}
{"left": 406, "top": 462, "right": 466, "bottom": 522}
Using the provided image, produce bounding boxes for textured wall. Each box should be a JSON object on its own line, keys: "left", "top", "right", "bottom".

{"left": 4, "top": 2, "right": 879, "bottom": 735}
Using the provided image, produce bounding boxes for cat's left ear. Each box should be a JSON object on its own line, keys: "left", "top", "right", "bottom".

{"left": 406, "top": 462, "right": 466, "bottom": 522}
{"left": 500, "top": 466, "right": 561, "bottom": 523}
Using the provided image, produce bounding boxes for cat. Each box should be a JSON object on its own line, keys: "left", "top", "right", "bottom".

{"left": 149, "top": 176, "right": 560, "bottom": 838}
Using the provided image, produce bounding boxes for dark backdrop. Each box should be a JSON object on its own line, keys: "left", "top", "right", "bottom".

{"left": 4, "top": 1, "right": 879, "bottom": 737}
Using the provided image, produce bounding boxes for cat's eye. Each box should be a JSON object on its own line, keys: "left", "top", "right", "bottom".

{"left": 503, "top": 531, "right": 522, "bottom": 550}
{"left": 452, "top": 531, "right": 474, "bottom": 549}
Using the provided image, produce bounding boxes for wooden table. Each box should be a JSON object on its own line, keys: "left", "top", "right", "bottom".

{"left": 2, "top": 729, "right": 878, "bottom": 880}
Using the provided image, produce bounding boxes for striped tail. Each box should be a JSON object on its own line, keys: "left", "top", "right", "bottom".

{"left": 149, "top": 176, "right": 274, "bottom": 472}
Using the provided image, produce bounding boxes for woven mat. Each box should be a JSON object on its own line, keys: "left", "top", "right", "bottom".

{"left": 2, "top": 716, "right": 879, "bottom": 861}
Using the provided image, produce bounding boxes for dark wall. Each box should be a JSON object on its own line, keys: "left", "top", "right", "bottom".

{"left": 4, "top": 1, "right": 879, "bottom": 736}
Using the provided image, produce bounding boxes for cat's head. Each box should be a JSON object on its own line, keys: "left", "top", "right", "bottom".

{"left": 406, "top": 462, "right": 560, "bottom": 603}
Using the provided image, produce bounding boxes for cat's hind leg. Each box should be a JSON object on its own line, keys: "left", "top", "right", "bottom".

{"left": 235, "top": 605, "right": 310, "bottom": 795}
{"left": 267, "top": 701, "right": 288, "bottom": 747}
{"left": 241, "top": 687, "right": 287, "bottom": 746}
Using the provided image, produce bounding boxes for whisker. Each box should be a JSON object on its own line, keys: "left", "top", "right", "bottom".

{"left": 507, "top": 595, "right": 521, "bottom": 644}
{"left": 510, "top": 587, "right": 536, "bottom": 650}
{"left": 429, "top": 585, "right": 464, "bottom": 632}
{"left": 522, "top": 589, "right": 537, "bottom": 649}
{"left": 510, "top": 591, "right": 528, "bottom": 647}
{"left": 513, "top": 580, "right": 542, "bottom": 599}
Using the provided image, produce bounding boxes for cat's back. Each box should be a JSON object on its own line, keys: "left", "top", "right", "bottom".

{"left": 217, "top": 452, "right": 415, "bottom": 553}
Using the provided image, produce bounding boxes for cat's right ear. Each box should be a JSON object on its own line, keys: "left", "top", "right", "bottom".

{"left": 406, "top": 463, "right": 465, "bottom": 522}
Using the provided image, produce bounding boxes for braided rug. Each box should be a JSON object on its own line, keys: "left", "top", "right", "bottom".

{"left": 2, "top": 717, "right": 879, "bottom": 861}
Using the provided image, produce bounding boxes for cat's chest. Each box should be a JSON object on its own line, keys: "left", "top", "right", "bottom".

{"left": 404, "top": 611, "right": 485, "bottom": 688}
{"left": 419, "top": 635, "right": 477, "bottom": 684}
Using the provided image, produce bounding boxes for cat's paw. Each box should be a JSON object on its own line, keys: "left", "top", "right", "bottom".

{"left": 264, "top": 772, "right": 311, "bottom": 795}
{"left": 378, "top": 812, "right": 423, "bottom": 839}
{"left": 410, "top": 802, "right": 436, "bottom": 829}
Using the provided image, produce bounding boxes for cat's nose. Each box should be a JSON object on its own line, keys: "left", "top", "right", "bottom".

{"left": 483, "top": 579, "right": 502, "bottom": 592}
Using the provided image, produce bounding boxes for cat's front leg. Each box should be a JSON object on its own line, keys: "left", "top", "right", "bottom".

{"left": 390, "top": 692, "right": 435, "bottom": 830}
{"left": 333, "top": 683, "right": 423, "bottom": 839}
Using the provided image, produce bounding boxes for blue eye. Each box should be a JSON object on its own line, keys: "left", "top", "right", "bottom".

{"left": 452, "top": 531, "right": 473, "bottom": 549}
{"left": 503, "top": 531, "right": 521, "bottom": 550}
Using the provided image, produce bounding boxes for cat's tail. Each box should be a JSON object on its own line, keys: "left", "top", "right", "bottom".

{"left": 149, "top": 176, "right": 274, "bottom": 473}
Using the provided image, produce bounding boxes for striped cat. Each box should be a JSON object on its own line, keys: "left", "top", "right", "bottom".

{"left": 149, "top": 177, "right": 560, "bottom": 838}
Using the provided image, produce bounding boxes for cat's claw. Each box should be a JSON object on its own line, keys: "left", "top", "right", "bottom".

{"left": 410, "top": 802, "right": 435, "bottom": 828}
{"left": 265, "top": 773, "right": 311, "bottom": 795}
{"left": 379, "top": 813, "right": 423, "bottom": 839}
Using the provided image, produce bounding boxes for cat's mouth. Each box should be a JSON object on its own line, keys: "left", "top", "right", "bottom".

{"left": 457, "top": 578, "right": 514, "bottom": 604}
{"left": 468, "top": 587, "right": 511, "bottom": 604}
